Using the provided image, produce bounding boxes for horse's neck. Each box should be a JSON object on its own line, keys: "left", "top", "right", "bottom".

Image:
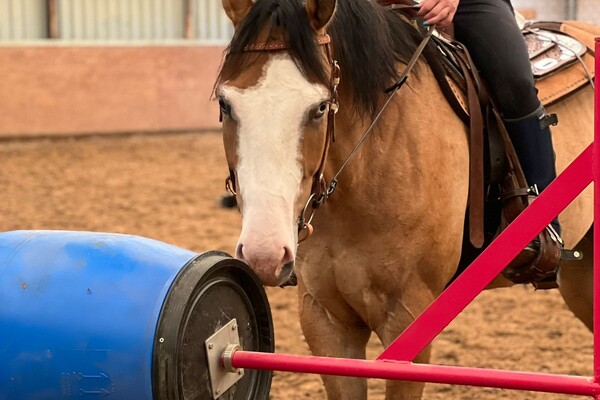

{"left": 302, "top": 66, "right": 470, "bottom": 311}
{"left": 323, "top": 65, "right": 470, "bottom": 225}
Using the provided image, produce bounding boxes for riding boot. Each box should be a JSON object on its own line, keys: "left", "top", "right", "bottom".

{"left": 503, "top": 106, "right": 561, "bottom": 235}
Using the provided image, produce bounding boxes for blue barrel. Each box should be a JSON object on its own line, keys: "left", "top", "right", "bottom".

{"left": 0, "top": 230, "right": 273, "bottom": 400}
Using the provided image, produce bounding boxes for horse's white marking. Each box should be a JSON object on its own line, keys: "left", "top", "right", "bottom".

{"left": 220, "top": 54, "right": 329, "bottom": 284}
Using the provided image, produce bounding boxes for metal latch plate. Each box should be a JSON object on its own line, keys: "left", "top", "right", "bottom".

{"left": 205, "top": 318, "right": 245, "bottom": 399}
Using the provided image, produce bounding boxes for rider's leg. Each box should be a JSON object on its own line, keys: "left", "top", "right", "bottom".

{"left": 453, "top": 0, "right": 561, "bottom": 234}
{"left": 503, "top": 108, "right": 560, "bottom": 234}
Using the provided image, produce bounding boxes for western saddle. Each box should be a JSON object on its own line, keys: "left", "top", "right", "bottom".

{"left": 384, "top": 5, "right": 597, "bottom": 289}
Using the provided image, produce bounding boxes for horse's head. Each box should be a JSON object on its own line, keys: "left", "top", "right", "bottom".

{"left": 216, "top": 0, "right": 338, "bottom": 286}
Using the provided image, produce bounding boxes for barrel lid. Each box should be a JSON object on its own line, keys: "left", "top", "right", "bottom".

{"left": 153, "top": 251, "right": 273, "bottom": 400}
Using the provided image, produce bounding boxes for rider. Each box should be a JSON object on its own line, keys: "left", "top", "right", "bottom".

{"left": 418, "top": 0, "right": 561, "bottom": 237}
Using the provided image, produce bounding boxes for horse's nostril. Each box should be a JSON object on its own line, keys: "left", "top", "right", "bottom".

{"left": 281, "top": 262, "right": 294, "bottom": 275}
{"left": 236, "top": 243, "right": 244, "bottom": 261}
{"left": 278, "top": 262, "right": 295, "bottom": 283}
{"left": 282, "top": 245, "right": 294, "bottom": 265}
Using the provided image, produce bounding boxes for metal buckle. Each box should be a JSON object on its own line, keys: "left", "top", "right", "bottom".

{"left": 297, "top": 192, "right": 319, "bottom": 244}
{"left": 298, "top": 193, "right": 317, "bottom": 228}
{"left": 225, "top": 175, "right": 236, "bottom": 196}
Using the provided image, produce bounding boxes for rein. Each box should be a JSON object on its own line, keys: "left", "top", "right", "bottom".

{"left": 297, "top": 25, "right": 435, "bottom": 243}
{"left": 224, "top": 25, "right": 434, "bottom": 244}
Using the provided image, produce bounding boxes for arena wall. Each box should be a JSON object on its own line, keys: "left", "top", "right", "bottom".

{"left": 0, "top": 44, "right": 224, "bottom": 138}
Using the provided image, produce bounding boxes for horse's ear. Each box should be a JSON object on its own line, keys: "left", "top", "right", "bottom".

{"left": 305, "top": 0, "right": 337, "bottom": 32}
{"left": 222, "top": 0, "right": 254, "bottom": 28}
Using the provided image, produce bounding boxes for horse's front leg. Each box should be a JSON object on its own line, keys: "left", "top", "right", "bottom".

{"left": 298, "top": 279, "right": 371, "bottom": 400}
{"left": 374, "top": 297, "right": 435, "bottom": 400}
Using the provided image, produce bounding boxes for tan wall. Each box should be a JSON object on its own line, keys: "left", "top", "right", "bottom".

{"left": 578, "top": 0, "right": 600, "bottom": 24}
{"left": 0, "top": 44, "right": 225, "bottom": 137}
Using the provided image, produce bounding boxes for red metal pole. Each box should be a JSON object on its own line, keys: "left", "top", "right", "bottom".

{"left": 378, "top": 146, "right": 593, "bottom": 362}
{"left": 594, "top": 36, "right": 600, "bottom": 387}
{"left": 231, "top": 351, "right": 600, "bottom": 397}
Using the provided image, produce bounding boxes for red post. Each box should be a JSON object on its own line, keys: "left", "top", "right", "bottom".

{"left": 594, "top": 36, "right": 600, "bottom": 386}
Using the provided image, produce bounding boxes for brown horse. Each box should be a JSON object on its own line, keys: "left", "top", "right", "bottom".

{"left": 215, "top": 0, "right": 594, "bottom": 398}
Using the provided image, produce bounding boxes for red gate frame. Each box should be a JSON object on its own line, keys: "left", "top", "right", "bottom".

{"left": 228, "top": 38, "right": 600, "bottom": 398}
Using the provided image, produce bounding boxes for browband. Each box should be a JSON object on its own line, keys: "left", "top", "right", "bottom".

{"left": 244, "top": 34, "right": 331, "bottom": 52}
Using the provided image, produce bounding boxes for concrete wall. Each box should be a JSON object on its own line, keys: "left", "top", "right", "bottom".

{"left": 0, "top": 44, "right": 224, "bottom": 137}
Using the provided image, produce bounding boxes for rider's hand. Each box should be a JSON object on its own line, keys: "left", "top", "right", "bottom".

{"left": 417, "top": 0, "right": 459, "bottom": 27}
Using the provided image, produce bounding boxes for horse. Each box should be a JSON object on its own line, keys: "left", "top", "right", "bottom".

{"left": 214, "top": 0, "right": 595, "bottom": 398}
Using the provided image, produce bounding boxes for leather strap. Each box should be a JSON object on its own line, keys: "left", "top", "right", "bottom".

{"left": 499, "top": 187, "right": 531, "bottom": 201}
{"left": 453, "top": 46, "right": 485, "bottom": 248}
{"left": 310, "top": 62, "right": 340, "bottom": 205}
{"left": 244, "top": 34, "right": 331, "bottom": 52}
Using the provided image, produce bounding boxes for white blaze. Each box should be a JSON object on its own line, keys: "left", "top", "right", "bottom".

{"left": 220, "top": 54, "right": 328, "bottom": 284}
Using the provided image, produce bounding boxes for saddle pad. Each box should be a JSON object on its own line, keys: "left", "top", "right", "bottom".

{"left": 525, "top": 30, "right": 587, "bottom": 77}
{"left": 528, "top": 21, "right": 597, "bottom": 107}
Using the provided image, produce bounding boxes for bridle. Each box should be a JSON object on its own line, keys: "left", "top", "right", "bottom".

{"left": 223, "top": 22, "right": 434, "bottom": 244}
{"left": 223, "top": 33, "right": 341, "bottom": 243}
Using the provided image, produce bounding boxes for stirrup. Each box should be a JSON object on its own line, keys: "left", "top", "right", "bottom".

{"left": 502, "top": 223, "right": 563, "bottom": 290}
{"left": 543, "top": 211, "right": 584, "bottom": 261}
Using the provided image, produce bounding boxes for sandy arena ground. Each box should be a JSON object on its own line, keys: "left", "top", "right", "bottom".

{"left": 0, "top": 131, "right": 593, "bottom": 399}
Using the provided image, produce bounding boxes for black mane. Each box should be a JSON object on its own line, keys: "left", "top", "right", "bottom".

{"left": 218, "top": 0, "right": 440, "bottom": 118}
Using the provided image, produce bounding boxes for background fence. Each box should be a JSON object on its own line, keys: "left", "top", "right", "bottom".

{"left": 0, "top": 0, "right": 233, "bottom": 42}
{"left": 1, "top": 0, "right": 599, "bottom": 43}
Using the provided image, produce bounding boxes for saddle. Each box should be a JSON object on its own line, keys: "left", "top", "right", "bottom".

{"left": 526, "top": 21, "right": 598, "bottom": 106}
{"left": 429, "top": 21, "right": 597, "bottom": 290}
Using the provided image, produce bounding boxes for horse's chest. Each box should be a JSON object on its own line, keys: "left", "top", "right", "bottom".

{"left": 301, "top": 261, "right": 389, "bottom": 327}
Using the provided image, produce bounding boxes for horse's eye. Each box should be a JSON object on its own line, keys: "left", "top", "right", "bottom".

{"left": 219, "top": 97, "right": 232, "bottom": 116}
{"left": 314, "top": 102, "right": 329, "bottom": 119}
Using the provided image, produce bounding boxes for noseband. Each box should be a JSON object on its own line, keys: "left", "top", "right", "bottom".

{"left": 224, "top": 33, "right": 341, "bottom": 243}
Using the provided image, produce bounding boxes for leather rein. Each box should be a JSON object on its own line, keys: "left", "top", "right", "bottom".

{"left": 224, "top": 26, "right": 434, "bottom": 244}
